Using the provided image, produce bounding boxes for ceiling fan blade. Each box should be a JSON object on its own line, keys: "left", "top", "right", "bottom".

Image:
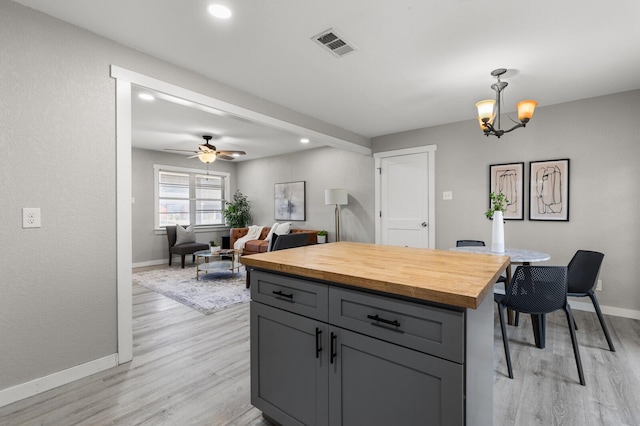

{"left": 187, "top": 154, "right": 201, "bottom": 159}
{"left": 217, "top": 150, "right": 246, "bottom": 155}
{"left": 165, "top": 148, "right": 198, "bottom": 153}
{"left": 217, "top": 154, "right": 235, "bottom": 161}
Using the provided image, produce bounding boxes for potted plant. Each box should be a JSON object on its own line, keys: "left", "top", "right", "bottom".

{"left": 485, "top": 192, "right": 509, "bottom": 253}
{"left": 209, "top": 239, "right": 219, "bottom": 254}
{"left": 223, "top": 190, "right": 252, "bottom": 228}
{"left": 317, "top": 230, "right": 328, "bottom": 244}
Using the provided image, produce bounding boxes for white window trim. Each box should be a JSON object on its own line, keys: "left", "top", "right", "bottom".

{"left": 153, "top": 164, "right": 231, "bottom": 233}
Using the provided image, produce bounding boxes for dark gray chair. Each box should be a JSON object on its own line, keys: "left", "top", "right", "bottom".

{"left": 166, "top": 225, "right": 209, "bottom": 268}
{"left": 567, "top": 250, "right": 615, "bottom": 351}
{"left": 495, "top": 265, "right": 585, "bottom": 385}
{"left": 456, "top": 239, "right": 486, "bottom": 247}
{"left": 269, "top": 232, "right": 310, "bottom": 252}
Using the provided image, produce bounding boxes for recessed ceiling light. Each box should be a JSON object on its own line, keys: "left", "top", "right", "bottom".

{"left": 300, "top": 138, "right": 310, "bottom": 144}
{"left": 208, "top": 4, "right": 231, "bottom": 19}
{"left": 138, "top": 93, "right": 155, "bottom": 101}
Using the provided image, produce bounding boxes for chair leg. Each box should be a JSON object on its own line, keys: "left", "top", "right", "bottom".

{"left": 181, "top": 255, "right": 186, "bottom": 268}
{"left": 514, "top": 311, "right": 520, "bottom": 327}
{"left": 497, "top": 304, "right": 514, "bottom": 379}
{"left": 565, "top": 305, "right": 586, "bottom": 386}
{"left": 588, "top": 291, "right": 616, "bottom": 352}
{"left": 169, "top": 254, "right": 172, "bottom": 266}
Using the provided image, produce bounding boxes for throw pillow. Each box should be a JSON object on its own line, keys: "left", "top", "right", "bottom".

{"left": 264, "top": 222, "right": 280, "bottom": 242}
{"left": 175, "top": 224, "right": 196, "bottom": 245}
{"left": 277, "top": 222, "right": 292, "bottom": 235}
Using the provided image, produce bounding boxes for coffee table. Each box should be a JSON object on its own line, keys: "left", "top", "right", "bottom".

{"left": 194, "top": 249, "right": 242, "bottom": 280}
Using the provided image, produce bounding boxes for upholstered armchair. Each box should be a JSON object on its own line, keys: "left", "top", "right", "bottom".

{"left": 165, "top": 225, "right": 209, "bottom": 268}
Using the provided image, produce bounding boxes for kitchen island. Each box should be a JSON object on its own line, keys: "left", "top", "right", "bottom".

{"left": 241, "top": 242, "right": 509, "bottom": 426}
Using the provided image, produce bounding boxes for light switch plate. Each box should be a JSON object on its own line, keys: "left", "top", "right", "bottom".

{"left": 22, "top": 207, "right": 41, "bottom": 228}
{"left": 443, "top": 191, "right": 453, "bottom": 200}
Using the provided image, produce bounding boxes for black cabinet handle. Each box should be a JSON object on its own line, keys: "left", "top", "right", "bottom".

{"left": 315, "top": 328, "right": 322, "bottom": 359}
{"left": 272, "top": 290, "right": 294, "bottom": 301}
{"left": 330, "top": 332, "right": 337, "bottom": 364}
{"left": 367, "top": 314, "right": 401, "bottom": 328}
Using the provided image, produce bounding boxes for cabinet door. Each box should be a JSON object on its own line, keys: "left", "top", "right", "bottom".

{"left": 329, "top": 327, "right": 464, "bottom": 426}
{"left": 251, "top": 302, "right": 328, "bottom": 426}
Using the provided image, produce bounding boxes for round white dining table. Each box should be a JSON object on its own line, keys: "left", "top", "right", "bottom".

{"left": 450, "top": 246, "right": 550, "bottom": 264}
{"left": 450, "top": 246, "right": 551, "bottom": 348}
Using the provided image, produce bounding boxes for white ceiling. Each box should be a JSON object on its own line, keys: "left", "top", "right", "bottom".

{"left": 13, "top": 0, "right": 640, "bottom": 160}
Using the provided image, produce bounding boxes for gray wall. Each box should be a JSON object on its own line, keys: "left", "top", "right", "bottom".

{"left": 131, "top": 148, "right": 237, "bottom": 265}
{"left": 0, "top": 0, "right": 371, "bottom": 394}
{"left": 372, "top": 90, "right": 640, "bottom": 313}
{"left": 236, "top": 147, "right": 375, "bottom": 243}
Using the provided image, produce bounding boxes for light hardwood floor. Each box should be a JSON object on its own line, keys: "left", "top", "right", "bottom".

{"left": 1, "top": 268, "right": 639, "bottom": 425}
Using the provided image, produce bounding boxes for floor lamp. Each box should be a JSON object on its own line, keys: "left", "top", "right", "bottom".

{"left": 325, "top": 188, "right": 348, "bottom": 242}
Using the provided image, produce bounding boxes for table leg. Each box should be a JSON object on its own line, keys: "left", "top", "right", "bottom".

{"left": 531, "top": 314, "right": 546, "bottom": 349}
{"left": 505, "top": 264, "right": 516, "bottom": 325}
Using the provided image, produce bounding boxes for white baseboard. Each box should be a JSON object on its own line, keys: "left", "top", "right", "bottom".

{"left": 569, "top": 299, "right": 640, "bottom": 320}
{"left": 132, "top": 258, "right": 168, "bottom": 268}
{"left": 0, "top": 354, "right": 118, "bottom": 408}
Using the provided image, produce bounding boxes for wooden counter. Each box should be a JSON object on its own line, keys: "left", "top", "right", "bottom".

{"left": 241, "top": 241, "right": 509, "bottom": 309}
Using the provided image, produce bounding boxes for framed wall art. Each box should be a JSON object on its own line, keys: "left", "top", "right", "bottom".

{"left": 274, "top": 181, "right": 306, "bottom": 221}
{"left": 529, "top": 159, "right": 570, "bottom": 221}
{"left": 489, "top": 162, "right": 524, "bottom": 220}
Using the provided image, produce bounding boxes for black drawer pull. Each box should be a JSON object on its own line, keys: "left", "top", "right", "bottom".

{"left": 367, "top": 314, "right": 401, "bottom": 328}
{"left": 315, "top": 328, "right": 322, "bottom": 359}
{"left": 272, "top": 290, "right": 294, "bottom": 300}
{"left": 330, "top": 332, "right": 337, "bottom": 364}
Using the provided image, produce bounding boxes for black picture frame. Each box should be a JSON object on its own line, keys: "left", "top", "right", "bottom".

{"left": 274, "top": 181, "right": 306, "bottom": 221}
{"left": 529, "top": 159, "right": 570, "bottom": 221}
{"left": 489, "top": 162, "right": 525, "bottom": 220}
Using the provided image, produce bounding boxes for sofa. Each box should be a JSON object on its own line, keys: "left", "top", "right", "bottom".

{"left": 230, "top": 226, "right": 320, "bottom": 255}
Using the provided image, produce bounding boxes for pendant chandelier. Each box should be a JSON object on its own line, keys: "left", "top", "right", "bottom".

{"left": 476, "top": 68, "right": 537, "bottom": 138}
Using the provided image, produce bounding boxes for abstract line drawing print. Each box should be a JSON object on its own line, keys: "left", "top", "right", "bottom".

{"left": 495, "top": 168, "right": 519, "bottom": 214}
{"left": 535, "top": 166, "right": 563, "bottom": 214}
{"left": 490, "top": 162, "right": 524, "bottom": 220}
{"left": 529, "top": 158, "right": 569, "bottom": 221}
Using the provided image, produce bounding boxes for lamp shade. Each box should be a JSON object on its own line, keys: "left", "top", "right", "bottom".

{"left": 475, "top": 99, "right": 496, "bottom": 128}
{"left": 325, "top": 188, "right": 348, "bottom": 205}
{"left": 516, "top": 100, "right": 537, "bottom": 122}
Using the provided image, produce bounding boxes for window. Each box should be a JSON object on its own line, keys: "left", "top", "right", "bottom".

{"left": 154, "top": 165, "right": 230, "bottom": 229}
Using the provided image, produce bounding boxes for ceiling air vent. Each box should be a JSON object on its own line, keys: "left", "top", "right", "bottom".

{"left": 312, "top": 29, "right": 357, "bottom": 58}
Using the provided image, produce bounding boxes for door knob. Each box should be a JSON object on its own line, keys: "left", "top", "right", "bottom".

{"left": 421, "top": 222, "right": 428, "bottom": 227}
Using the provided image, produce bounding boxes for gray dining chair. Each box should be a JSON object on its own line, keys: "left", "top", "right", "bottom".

{"left": 495, "top": 265, "right": 585, "bottom": 385}
{"left": 567, "top": 250, "right": 615, "bottom": 351}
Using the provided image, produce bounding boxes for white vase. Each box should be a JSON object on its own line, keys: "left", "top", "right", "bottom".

{"left": 491, "top": 211, "right": 505, "bottom": 253}
{"left": 317, "top": 235, "right": 327, "bottom": 244}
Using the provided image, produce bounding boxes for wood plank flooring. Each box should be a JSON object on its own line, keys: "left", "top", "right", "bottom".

{"left": 1, "top": 267, "right": 639, "bottom": 425}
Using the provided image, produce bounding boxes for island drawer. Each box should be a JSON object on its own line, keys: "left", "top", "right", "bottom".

{"left": 250, "top": 270, "right": 328, "bottom": 322}
{"left": 329, "top": 286, "right": 465, "bottom": 363}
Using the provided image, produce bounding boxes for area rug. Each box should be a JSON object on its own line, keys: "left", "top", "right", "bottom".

{"left": 132, "top": 266, "right": 250, "bottom": 315}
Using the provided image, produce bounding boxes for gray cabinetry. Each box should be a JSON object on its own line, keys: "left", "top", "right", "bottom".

{"left": 250, "top": 270, "right": 470, "bottom": 426}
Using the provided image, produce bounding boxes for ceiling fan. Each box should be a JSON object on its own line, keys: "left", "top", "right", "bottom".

{"left": 165, "top": 135, "right": 246, "bottom": 163}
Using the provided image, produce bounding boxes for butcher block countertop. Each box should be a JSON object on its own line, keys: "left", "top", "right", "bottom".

{"left": 241, "top": 241, "right": 509, "bottom": 309}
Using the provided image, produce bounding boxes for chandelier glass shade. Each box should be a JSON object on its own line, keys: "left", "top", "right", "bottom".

{"left": 476, "top": 69, "right": 537, "bottom": 138}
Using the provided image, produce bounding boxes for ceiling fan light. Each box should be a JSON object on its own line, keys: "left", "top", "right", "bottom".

{"left": 198, "top": 152, "right": 217, "bottom": 163}
{"left": 516, "top": 100, "right": 538, "bottom": 122}
{"left": 476, "top": 99, "right": 496, "bottom": 127}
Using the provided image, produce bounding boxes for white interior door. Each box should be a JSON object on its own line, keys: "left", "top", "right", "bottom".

{"left": 375, "top": 146, "right": 436, "bottom": 248}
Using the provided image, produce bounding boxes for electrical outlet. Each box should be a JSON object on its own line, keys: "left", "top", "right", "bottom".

{"left": 596, "top": 279, "right": 602, "bottom": 291}
{"left": 22, "top": 207, "right": 41, "bottom": 228}
{"left": 443, "top": 191, "right": 453, "bottom": 200}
